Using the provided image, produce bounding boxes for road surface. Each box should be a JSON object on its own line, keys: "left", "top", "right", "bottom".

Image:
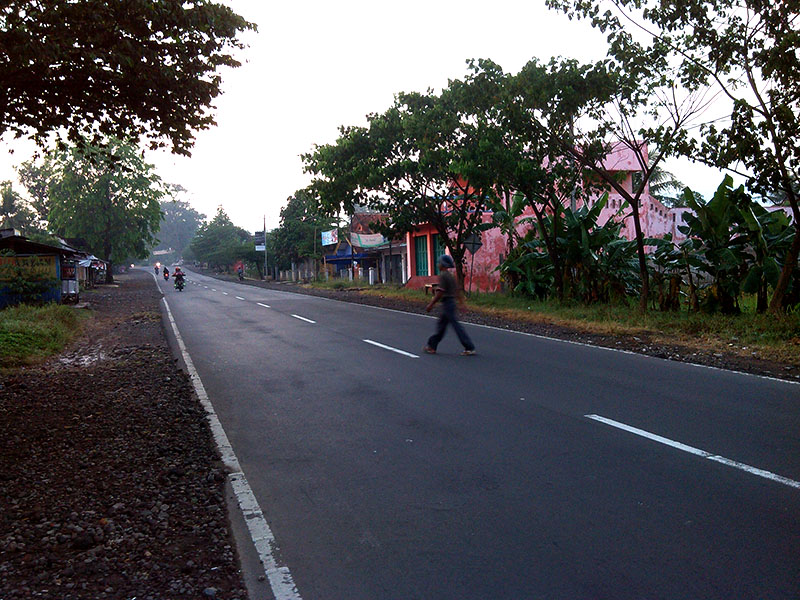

{"left": 157, "top": 269, "right": 800, "bottom": 600}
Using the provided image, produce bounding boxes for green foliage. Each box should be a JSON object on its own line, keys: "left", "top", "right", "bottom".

{"left": 503, "top": 193, "right": 639, "bottom": 303}
{"left": 47, "top": 138, "right": 164, "bottom": 280}
{"left": 0, "top": 180, "right": 40, "bottom": 235}
{"left": 153, "top": 186, "right": 206, "bottom": 262}
{"left": 16, "top": 154, "right": 57, "bottom": 226}
{"left": 272, "top": 189, "right": 336, "bottom": 269}
{"left": 545, "top": 0, "right": 800, "bottom": 311}
{"left": 677, "top": 176, "right": 797, "bottom": 314}
{"left": 188, "top": 207, "right": 251, "bottom": 270}
{"left": 0, "top": 302, "right": 82, "bottom": 367}
{"left": 304, "top": 85, "right": 500, "bottom": 286}
{"left": 0, "top": 1, "right": 255, "bottom": 155}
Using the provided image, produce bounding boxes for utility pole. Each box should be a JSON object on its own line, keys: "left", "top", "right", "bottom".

{"left": 263, "top": 214, "right": 267, "bottom": 281}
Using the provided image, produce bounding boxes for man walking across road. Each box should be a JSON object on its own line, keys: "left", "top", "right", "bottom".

{"left": 424, "top": 254, "right": 476, "bottom": 355}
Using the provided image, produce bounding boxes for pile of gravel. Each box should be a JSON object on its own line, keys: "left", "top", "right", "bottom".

{"left": 0, "top": 272, "right": 247, "bottom": 599}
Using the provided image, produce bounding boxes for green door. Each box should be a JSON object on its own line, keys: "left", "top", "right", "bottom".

{"left": 414, "top": 235, "right": 429, "bottom": 276}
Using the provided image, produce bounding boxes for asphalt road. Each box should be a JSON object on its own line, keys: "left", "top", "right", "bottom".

{"left": 157, "top": 269, "right": 800, "bottom": 600}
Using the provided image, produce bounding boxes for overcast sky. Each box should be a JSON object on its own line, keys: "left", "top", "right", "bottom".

{"left": 2, "top": 0, "right": 728, "bottom": 233}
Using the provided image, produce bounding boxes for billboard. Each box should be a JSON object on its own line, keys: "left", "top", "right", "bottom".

{"left": 321, "top": 229, "right": 338, "bottom": 246}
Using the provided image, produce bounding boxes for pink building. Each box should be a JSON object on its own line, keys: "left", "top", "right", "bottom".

{"left": 404, "top": 143, "right": 673, "bottom": 292}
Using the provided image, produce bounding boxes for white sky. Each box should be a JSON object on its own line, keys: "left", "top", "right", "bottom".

{"left": 1, "top": 0, "right": 728, "bottom": 233}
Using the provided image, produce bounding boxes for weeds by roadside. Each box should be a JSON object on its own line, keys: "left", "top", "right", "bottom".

{"left": 0, "top": 304, "right": 86, "bottom": 368}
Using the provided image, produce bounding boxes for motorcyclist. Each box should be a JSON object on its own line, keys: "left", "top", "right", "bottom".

{"left": 154, "top": 264, "right": 159, "bottom": 275}
{"left": 173, "top": 266, "right": 185, "bottom": 289}
{"left": 163, "top": 266, "right": 170, "bottom": 280}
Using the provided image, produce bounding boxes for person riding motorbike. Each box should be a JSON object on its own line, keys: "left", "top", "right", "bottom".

{"left": 154, "top": 265, "right": 159, "bottom": 275}
{"left": 163, "top": 267, "right": 170, "bottom": 280}
{"left": 173, "top": 266, "right": 185, "bottom": 291}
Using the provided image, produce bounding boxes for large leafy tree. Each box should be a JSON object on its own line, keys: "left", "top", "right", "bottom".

{"left": 154, "top": 185, "right": 206, "bottom": 259}
{"left": 16, "top": 154, "right": 57, "bottom": 228}
{"left": 545, "top": 0, "right": 800, "bottom": 312}
{"left": 272, "top": 189, "right": 336, "bottom": 270}
{"left": 0, "top": 180, "right": 37, "bottom": 234}
{"left": 305, "top": 88, "right": 496, "bottom": 287}
{"left": 48, "top": 138, "right": 164, "bottom": 282}
{"left": 1, "top": 1, "right": 255, "bottom": 155}
{"left": 453, "top": 59, "right": 604, "bottom": 300}
{"left": 188, "top": 206, "right": 250, "bottom": 270}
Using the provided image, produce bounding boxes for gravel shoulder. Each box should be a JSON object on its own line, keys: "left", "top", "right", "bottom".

{"left": 204, "top": 268, "right": 799, "bottom": 382}
{"left": 0, "top": 270, "right": 247, "bottom": 600}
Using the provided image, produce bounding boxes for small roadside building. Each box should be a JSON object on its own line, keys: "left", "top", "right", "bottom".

{"left": 0, "top": 229, "right": 83, "bottom": 308}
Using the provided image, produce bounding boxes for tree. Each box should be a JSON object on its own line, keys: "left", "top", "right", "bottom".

{"left": 452, "top": 59, "right": 604, "bottom": 300}
{"left": 188, "top": 206, "right": 250, "bottom": 270}
{"left": 0, "top": 1, "right": 255, "bottom": 155}
{"left": 16, "top": 154, "right": 57, "bottom": 228}
{"left": 305, "top": 88, "right": 496, "bottom": 288}
{"left": 545, "top": 0, "right": 800, "bottom": 312}
{"left": 0, "top": 180, "right": 37, "bottom": 234}
{"left": 154, "top": 186, "right": 206, "bottom": 261}
{"left": 48, "top": 138, "right": 164, "bottom": 282}
{"left": 272, "top": 189, "right": 335, "bottom": 270}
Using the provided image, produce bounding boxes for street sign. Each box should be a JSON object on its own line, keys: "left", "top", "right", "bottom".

{"left": 254, "top": 230, "right": 265, "bottom": 251}
{"left": 463, "top": 233, "right": 482, "bottom": 255}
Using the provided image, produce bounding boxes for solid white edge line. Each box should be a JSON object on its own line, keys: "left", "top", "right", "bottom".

{"left": 162, "top": 298, "right": 302, "bottom": 599}
{"left": 586, "top": 414, "right": 800, "bottom": 490}
{"left": 291, "top": 314, "right": 316, "bottom": 324}
{"left": 363, "top": 339, "right": 419, "bottom": 358}
{"left": 257, "top": 302, "right": 271, "bottom": 308}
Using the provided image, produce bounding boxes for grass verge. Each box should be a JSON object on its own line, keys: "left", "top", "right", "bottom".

{"left": 0, "top": 303, "right": 86, "bottom": 369}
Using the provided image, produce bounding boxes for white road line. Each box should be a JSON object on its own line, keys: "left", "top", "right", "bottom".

{"left": 257, "top": 302, "right": 271, "bottom": 308}
{"left": 162, "top": 298, "right": 302, "bottom": 600}
{"left": 291, "top": 314, "right": 316, "bottom": 324}
{"left": 222, "top": 292, "right": 228, "bottom": 296}
{"left": 586, "top": 414, "right": 800, "bottom": 490}
{"left": 211, "top": 288, "right": 217, "bottom": 292}
{"left": 204, "top": 286, "right": 209, "bottom": 288}
{"left": 235, "top": 296, "right": 245, "bottom": 300}
{"left": 363, "top": 339, "right": 419, "bottom": 358}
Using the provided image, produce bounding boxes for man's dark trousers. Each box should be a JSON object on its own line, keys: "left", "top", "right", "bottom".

{"left": 427, "top": 298, "right": 475, "bottom": 351}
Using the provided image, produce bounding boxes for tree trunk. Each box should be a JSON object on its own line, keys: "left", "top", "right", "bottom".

{"left": 631, "top": 203, "right": 649, "bottom": 312}
{"left": 768, "top": 225, "right": 800, "bottom": 313}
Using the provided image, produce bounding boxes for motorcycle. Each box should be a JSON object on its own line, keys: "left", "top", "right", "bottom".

{"left": 163, "top": 270, "right": 170, "bottom": 281}
{"left": 174, "top": 277, "right": 185, "bottom": 291}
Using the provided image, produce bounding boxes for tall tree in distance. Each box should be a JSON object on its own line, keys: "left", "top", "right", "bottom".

{"left": 0, "top": 180, "right": 37, "bottom": 234}
{"left": 0, "top": 1, "right": 255, "bottom": 155}
{"left": 16, "top": 154, "right": 57, "bottom": 229}
{"left": 154, "top": 185, "right": 206, "bottom": 260}
{"left": 48, "top": 138, "right": 164, "bottom": 282}
{"left": 188, "top": 206, "right": 251, "bottom": 271}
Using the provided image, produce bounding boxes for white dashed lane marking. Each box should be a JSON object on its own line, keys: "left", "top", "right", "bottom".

{"left": 291, "top": 314, "right": 316, "bottom": 324}
{"left": 586, "top": 414, "right": 800, "bottom": 490}
{"left": 363, "top": 339, "right": 419, "bottom": 359}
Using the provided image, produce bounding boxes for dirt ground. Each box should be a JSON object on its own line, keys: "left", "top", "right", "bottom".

{"left": 0, "top": 270, "right": 247, "bottom": 600}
